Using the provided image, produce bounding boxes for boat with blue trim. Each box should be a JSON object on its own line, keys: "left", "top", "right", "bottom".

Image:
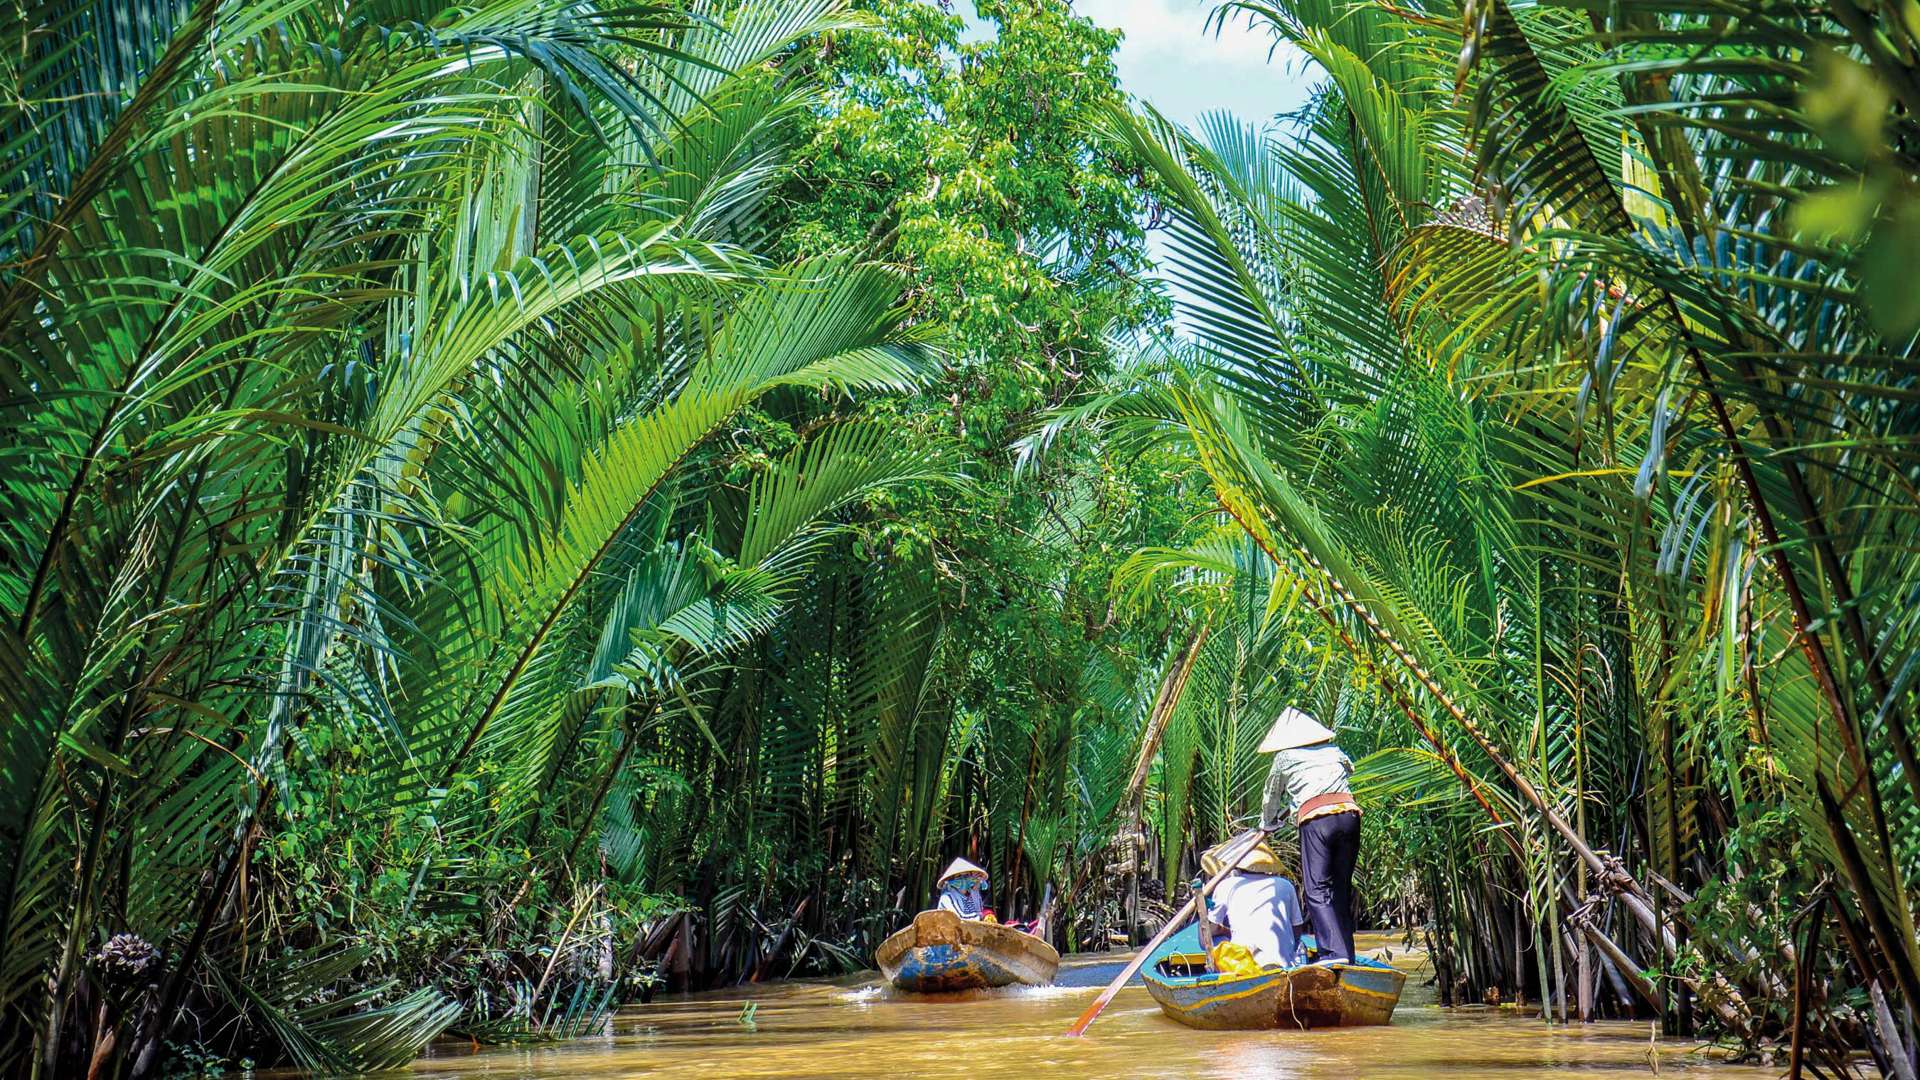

{"left": 875, "top": 909, "right": 1061, "bottom": 992}
{"left": 1140, "top": 924, "right": 1407, "bottom": 1029}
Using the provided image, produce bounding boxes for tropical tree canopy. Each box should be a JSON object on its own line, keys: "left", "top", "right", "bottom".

{"left": 3, "top": 0, "right": 1918, "bottom": 1074}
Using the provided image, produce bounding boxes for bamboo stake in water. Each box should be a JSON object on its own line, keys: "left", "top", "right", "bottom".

{"left": 1065, "top": 827, "right": 1267, "bottom": 1037}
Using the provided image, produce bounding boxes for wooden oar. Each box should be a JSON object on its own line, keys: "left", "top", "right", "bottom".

{"left": 1064, "top": 827, "right": 1268, "bottom": 1036}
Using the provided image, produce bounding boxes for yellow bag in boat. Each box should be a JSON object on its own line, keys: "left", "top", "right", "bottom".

{"left": 1209, "top": 942, "right": 1263, "bottom": 976}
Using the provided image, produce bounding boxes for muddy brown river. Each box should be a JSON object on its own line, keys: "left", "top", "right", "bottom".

{"left": 399, "top": 933, "right": 1774, "bottom": 1079}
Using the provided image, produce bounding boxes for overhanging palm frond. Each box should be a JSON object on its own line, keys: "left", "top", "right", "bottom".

{"left": 423, "top": 258, "right": 939, "bottom": 780}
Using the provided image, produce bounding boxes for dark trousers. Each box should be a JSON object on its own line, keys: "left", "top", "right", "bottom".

{"left": 1298, "top": 810, "right": 1360, "bottom": 961}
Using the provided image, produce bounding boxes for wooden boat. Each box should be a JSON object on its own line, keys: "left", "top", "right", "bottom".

{"left": 1141, "top": 925, "right": 1407, "bottom": 1029}
{"left": 874, "top": 909, "right": 1061, "bottom": 992}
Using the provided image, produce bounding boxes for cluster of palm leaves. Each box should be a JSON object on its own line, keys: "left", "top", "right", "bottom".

{"left": 10, "top": 0, "right": 1916, "bottom": 1069}
{"left": 640, "top": 462, "right": 1207, "bottom": 972}
{"left": 0, "top": 0, "right": 975, "bottom": 1072}
{"left": 1032, "top": 0, "right": 1920, "bottom": 1064}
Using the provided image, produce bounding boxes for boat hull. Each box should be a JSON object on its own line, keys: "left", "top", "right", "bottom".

{"left": 875, "top": 909, "right": 1061, "bottom": 992}
{"left": 1143, "top": 948, "right": 1407, "bottom": 1029}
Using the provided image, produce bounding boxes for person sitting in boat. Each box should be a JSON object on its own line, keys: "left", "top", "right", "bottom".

{"left": 1201, "top": 837, "right": 1305, "bottom": 968}
{"left": 935, "top": 858, "right": 991, "bottom": 920}
{"left": 1257, "top": 705, "right": 1360, "bottom": 965}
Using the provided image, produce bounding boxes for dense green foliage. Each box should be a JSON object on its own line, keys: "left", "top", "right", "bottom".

{"left": 4, "top": 0, "right": 1920, "bottom": 1075}
{"left": 0, "top": 1, "right": 1199, "bottom": 1074}
{"left": 1032, "top": 0, "right": 1920, "bottom": 1065}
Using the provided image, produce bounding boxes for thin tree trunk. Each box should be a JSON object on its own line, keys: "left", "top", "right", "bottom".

{"left": 1120, "top": 621, "right": 1210, "bottom": 830}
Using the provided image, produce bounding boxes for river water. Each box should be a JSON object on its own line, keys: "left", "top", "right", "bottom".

{"left": 402, "top": 934, "right": 1773, "bottom": 1079}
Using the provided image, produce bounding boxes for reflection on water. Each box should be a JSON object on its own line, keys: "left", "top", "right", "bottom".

{"left": 402, "top": 934, "right": 1769, "bottom": 1079}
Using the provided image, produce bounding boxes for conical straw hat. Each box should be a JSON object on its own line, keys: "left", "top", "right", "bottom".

{"left": 937, "top": 857, "right": 988, "bottom": 885}
{"left": 1258, "top": 706, "right": 1335, "bottom": 753}
{"left": 1200, "top": 838, "right": 1286, "bottom": 878}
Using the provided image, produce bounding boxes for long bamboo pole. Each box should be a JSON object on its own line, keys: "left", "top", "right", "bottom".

{"left": 1065, "top": 827, "right": 1267, "bottom": 1037}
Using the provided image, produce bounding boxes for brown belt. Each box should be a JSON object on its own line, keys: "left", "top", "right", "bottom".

{"left": 1296, "top": 792, "right": 1361, "bottom": 825}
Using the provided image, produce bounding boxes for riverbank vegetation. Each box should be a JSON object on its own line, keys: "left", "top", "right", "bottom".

{"left": 3, "top": 0, "right": 1917, "bottom": 1075}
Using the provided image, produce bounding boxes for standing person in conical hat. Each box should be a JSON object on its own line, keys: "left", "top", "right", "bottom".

{"left": 935, "top": 857, "right": 991, "bottom": 920}
{"left": 1257, "top": 706, "right": 1361, "bottom": 963}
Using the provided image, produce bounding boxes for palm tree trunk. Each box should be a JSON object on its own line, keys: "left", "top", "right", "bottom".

{"left": 1120, "top": 622, "right": 1210, "bottom": 832}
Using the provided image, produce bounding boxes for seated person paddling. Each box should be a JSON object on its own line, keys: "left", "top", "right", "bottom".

{"left": 1257, "top": 706, "right": 1361, "bottom": 964}
{"left": 1200, "top": 837, "right": 1304, "bottom": 969}
{"left": 935, "top": 858, "right": 991, "bottom": 920}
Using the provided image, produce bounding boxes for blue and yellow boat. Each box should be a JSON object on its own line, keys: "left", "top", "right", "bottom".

{"left": 1141, "top": 925, "right": 1407, "bottom": 1029}
{"left": 875, "top": 909, "right": 1061, "bottom": 992}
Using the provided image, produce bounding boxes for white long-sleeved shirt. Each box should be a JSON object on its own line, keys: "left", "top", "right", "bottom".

{"left": 1209, "top": 872, "right": 1304, "bottom": 967}
{"left": 1258, "top": 741, "right": 1355, "bottom": 829}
